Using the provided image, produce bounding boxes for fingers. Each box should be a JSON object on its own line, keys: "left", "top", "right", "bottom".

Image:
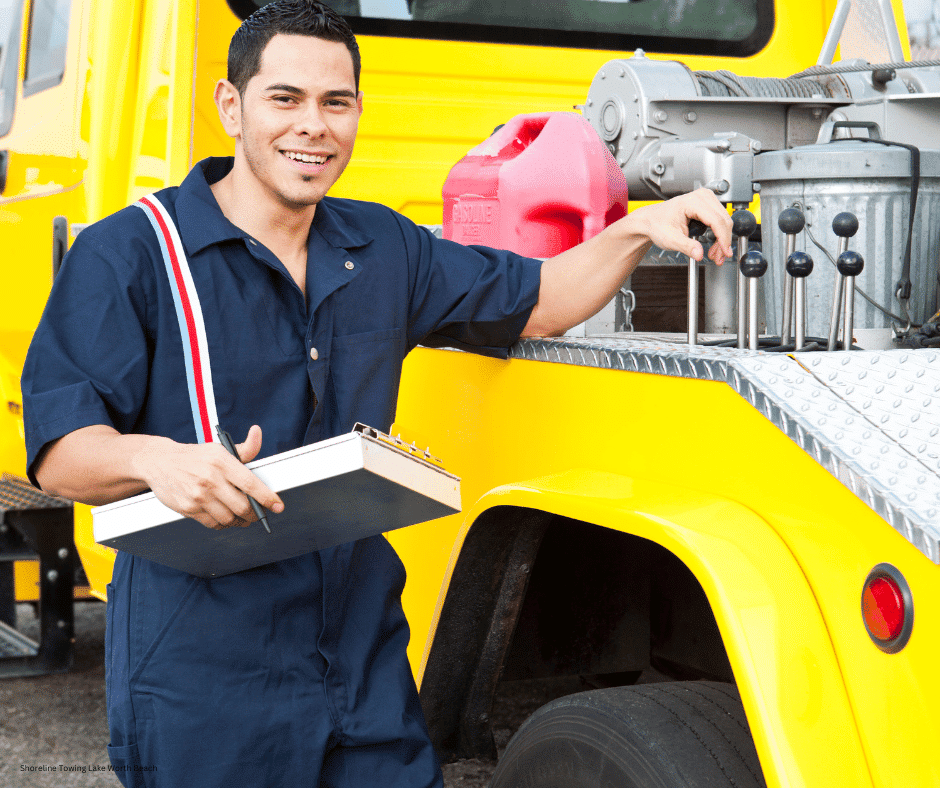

{"left": 222, "top": 459, "right": 284, "bottom": 518}
{"left": 235, "top": 424, "right": 263, "bottom": 463}
{"left": 686, "top": 189, "right": 733, "bottom": 264}
{"left": 140, "top": 435, "right": 283, "bottom": 530}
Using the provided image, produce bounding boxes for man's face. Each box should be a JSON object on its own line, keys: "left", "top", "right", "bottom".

{"left": 227, "top": 34, "right": 363, "bottom": 211}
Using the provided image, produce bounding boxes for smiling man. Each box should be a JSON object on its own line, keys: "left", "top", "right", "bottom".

{"left": 21, "top": 2, "right": 730, "bottom": 787}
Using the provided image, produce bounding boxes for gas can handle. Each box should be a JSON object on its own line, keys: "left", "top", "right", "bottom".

{"left": 816, "top": 120, "right": 883, "bottom": 144}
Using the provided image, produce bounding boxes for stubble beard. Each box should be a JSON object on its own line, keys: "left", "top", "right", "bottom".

{"left": 242, "top": 137, "right": 321, "bottom": 210}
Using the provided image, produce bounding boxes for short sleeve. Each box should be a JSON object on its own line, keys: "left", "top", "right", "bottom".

{"left": 397, "top": 215, "right": 542, "bottom": 356}
{"left": 22, "top": 226, "right": 153, "bottom": 487}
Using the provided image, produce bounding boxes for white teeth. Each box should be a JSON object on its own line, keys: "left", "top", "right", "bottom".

{"left": 285, "top": 151, "right": 327, "bottom": 164}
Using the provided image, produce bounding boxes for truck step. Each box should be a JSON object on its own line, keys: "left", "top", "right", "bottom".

{"left": 0, "top": 620, "right": 38, "bottom": 658}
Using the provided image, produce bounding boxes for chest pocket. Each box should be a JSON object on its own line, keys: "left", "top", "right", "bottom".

{"left": 329, "top": 328, "right": 404, "bottom": 433}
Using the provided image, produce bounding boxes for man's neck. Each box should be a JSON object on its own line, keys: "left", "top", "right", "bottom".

{"left": 209, "top": 162, "right": 314, "bottom": 294}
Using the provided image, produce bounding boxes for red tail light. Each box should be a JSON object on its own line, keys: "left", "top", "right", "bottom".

{"left": 862, "top": 564, "right": 913, "bottom": 653}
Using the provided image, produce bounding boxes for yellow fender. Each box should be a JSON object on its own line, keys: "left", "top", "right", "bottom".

{"left": 428, "top": 470, "right": 872, "bottom": 788}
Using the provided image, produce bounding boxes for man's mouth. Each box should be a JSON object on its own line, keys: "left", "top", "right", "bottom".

{"left": 282, "top": 150, "right": 331, "bottom": 165}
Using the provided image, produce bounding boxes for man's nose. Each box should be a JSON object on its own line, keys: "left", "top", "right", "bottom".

{"left": 295, "top": 104, "right": 328, "bottom": 137}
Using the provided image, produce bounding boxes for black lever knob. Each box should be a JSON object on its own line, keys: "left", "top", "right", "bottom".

{"left": 740, "top": 249, "right": 767, "bottom": 278}
{"left": 732, "top": 209, "right": 757, "bottom": 239}
{"left": 778, "top": 207, "right": 805, "bottom": 235}
{"left": 837, "top": 250, "right": 864, "bottom": 277}
{"left": 786, "top": 251, "right": 813, "bottom": 278}
{"left": 832, "top": 212, "right": 859, "bottom": 239}
{"left": 688, "top": 219, "right": 708, "bottom": 238}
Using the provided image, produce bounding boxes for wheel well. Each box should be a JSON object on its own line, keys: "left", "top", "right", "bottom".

{"left": 419, "top": 507, "right": 733, "bottom": 761}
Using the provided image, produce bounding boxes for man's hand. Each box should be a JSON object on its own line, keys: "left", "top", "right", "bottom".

{"left": 132, "top": 425, "right": 284, "bottom": 530}
{"left": 522, "top": 188, "right": 734, "bottom": 338}
{"left": 629, "top": 188, "right": 734, "bottom": 265}
{"left": 35, "top": 424, "right": 284, "bottom": 530}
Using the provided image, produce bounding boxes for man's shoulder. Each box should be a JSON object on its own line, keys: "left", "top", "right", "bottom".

{"left": 319, "top": 195, "right": 405, "bottom": 227}
{"left": 65, "top": 188, "right": 182, "bottom": 279}
{"left": 78, "top": 188, "right": 182, "bottom": 253}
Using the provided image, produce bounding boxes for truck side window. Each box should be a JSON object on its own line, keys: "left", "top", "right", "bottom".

{"left": 23, "top": 0, "right": 71, "bottom": 98}
{"left": 228, "top": 0, "right": 769, "bottom": 58}
{"left": 0, "top": 0, "right": 24, "bottom": 137}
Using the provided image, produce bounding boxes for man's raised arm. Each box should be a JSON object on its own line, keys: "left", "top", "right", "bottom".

{"left": 522, "top": 188, "right": 734, "bottom": 338}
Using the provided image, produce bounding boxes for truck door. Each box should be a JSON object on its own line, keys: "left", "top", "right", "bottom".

{"left": 0, "top": 0, "right": 83, "bottom": 373}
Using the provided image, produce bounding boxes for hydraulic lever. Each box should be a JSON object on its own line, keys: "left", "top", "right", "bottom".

{"left": 777, "top": 207, "right": 805, "bottom": 346}
{"left": 785, "top": 251, "right": 813, "bottom": 350}
{"left": 740, "top": 248, "right": 768, "bottom": 350}
{"left": 731, "top": 209, "right": 757, "bottom": 349}
{"left": 826, "top": 212, "right": 859, "bottom": 350}
{"left": 687, "top": 219, "right": 708, "bottom": 345}
{"left": 838, "top": 250, "right": 865, "bottom": 350}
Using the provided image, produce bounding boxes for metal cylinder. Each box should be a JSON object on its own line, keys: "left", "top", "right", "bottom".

{"left": 827, "top": 276, "right": 844, "bottom": 351}
{"left": 748, "top": 277, "right": 759, "bottom": 350}
{"left": 736, "top": 236, "right": 748, "bottom": 349}
{"left": 781, "top": 271, "right": 794, "bottom": 346}
{"left": 795, "top": 278, "right": 806, "bottom": 350}
{"left": 844, "top": 276, "right": 856, "bottom": 349}
{"left": 755, "top": 142, "right": 940, "bottom": 338}
{"left": 688, "top": 256, "right": 699, "bottom": 345}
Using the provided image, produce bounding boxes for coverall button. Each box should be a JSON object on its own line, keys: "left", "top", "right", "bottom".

{"left": 344, "top": 260, "right": 354, "bottom": 270}
{"left": 310, "top": 347, "right": 319, "bottom": 360}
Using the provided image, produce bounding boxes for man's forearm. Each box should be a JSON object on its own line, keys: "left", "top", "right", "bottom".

{"left": 35, "top": 425, "right": 169, "bottom": 504}
{"left": 520, "top": 189, "right": 734, "bottom": 338}
{"left": 521, "top": 217, "right": 652, "bottom": 337}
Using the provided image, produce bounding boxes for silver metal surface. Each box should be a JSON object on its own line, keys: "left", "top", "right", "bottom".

{"left": 737, "top": 238, "right": 748, "bottom": 349}
{"left": 828, "top": 274, "right": 845, "bottom": 351}
{"left": 508, "top": 336, "right": 940, "bottom": 562}
{"left": 781, "top": 232, "right": 796, "bottom": 345}
{"left": 748, "top": 277, "right": 760, "bottom": 351}
{"left": 844, "top": 276, "right": 857, "bottom": 349}
{"left": 688, "top": 257, "right": 699, "bottom": 345}
{"left": 818, "top": 0, "right": 852, "bottom": 65}
{"left": 795, "top": 277, "right": 807, "bottom": 350}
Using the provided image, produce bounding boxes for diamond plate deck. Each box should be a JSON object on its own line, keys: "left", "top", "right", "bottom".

{"left": 508, "top": 336, "right": 940, "bottom": 563}
{"left": 0, "top": 474, "right": 70, "bottom": 513}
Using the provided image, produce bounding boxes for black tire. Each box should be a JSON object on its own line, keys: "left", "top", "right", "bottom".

{"left": 489, "top": 681, "right": 766, "bottom": 788}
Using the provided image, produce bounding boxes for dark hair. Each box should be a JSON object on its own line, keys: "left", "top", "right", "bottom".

{"left": 228, "top": 1, "right": 361, "bottom": 94}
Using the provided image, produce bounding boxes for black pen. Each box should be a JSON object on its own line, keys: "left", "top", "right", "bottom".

{"left": 215, "top": 425, "right": 272, "bottom": 534}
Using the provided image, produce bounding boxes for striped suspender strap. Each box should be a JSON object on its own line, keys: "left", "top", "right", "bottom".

{"left": 135, "top": 195, "right": 220, "bottom": 444}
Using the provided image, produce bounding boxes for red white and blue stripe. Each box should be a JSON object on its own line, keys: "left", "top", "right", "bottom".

{"left": 136, "top": 195, "right": 219, "bottom": 444}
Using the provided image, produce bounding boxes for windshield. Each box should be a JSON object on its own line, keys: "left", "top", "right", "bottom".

{"left": 228, "top": 0, "right": 770, "bottom": 57}
{"left": 0, "top": 0, "right": 23, "bottom": 137}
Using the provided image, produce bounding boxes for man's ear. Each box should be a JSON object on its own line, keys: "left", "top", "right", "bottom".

{"left": 357, "top": 91, "right": 364, "bottom": 116}
{"left": 215, "top": 79, "right": 242, "bottom": 140}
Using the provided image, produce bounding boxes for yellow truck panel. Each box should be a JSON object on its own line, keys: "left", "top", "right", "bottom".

{"left": 2, "top": 0, "right": 938, "bottom": 784}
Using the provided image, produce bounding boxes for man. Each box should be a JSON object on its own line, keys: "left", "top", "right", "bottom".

{"left": 22, "top": 2, "right": 732, "bottom": 786}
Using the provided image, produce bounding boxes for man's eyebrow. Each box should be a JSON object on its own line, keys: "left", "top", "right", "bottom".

{"left": 323, "top": 89, "right": 358, "bottom": 99}
{"left": 263, "top": 83, "right": 306, "bottom": 95}
{"left": 262, "top": 85, "right": 357, "bottom": 100}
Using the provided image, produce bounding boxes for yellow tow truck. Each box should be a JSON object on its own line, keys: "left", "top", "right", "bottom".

{"left": 1, "top": 0, "right": 938, "bottom": 785}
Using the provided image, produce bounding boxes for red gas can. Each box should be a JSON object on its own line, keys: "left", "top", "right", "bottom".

{"left": 443, "top": 112, "right": 629, "bottom": 257}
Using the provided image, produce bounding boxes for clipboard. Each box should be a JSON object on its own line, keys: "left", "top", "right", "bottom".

{"left": 92, "top": 425, "right": 461, "bottom": 577}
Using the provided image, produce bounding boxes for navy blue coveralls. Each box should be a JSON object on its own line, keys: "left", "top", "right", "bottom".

{"left": 22, "top": 157, "right": 542, "bottom": 787}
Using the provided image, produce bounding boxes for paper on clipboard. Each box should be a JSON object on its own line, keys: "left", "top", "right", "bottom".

{"left": 92, "top": 425, "right": 460, "bottom": 577}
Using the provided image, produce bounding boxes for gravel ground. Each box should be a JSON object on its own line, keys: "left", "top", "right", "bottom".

{"left": 0, "top": 602, "right": 588, "bottom": 788}
{"left": 1, "top": 602, "right": 116, "bottom": 787}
